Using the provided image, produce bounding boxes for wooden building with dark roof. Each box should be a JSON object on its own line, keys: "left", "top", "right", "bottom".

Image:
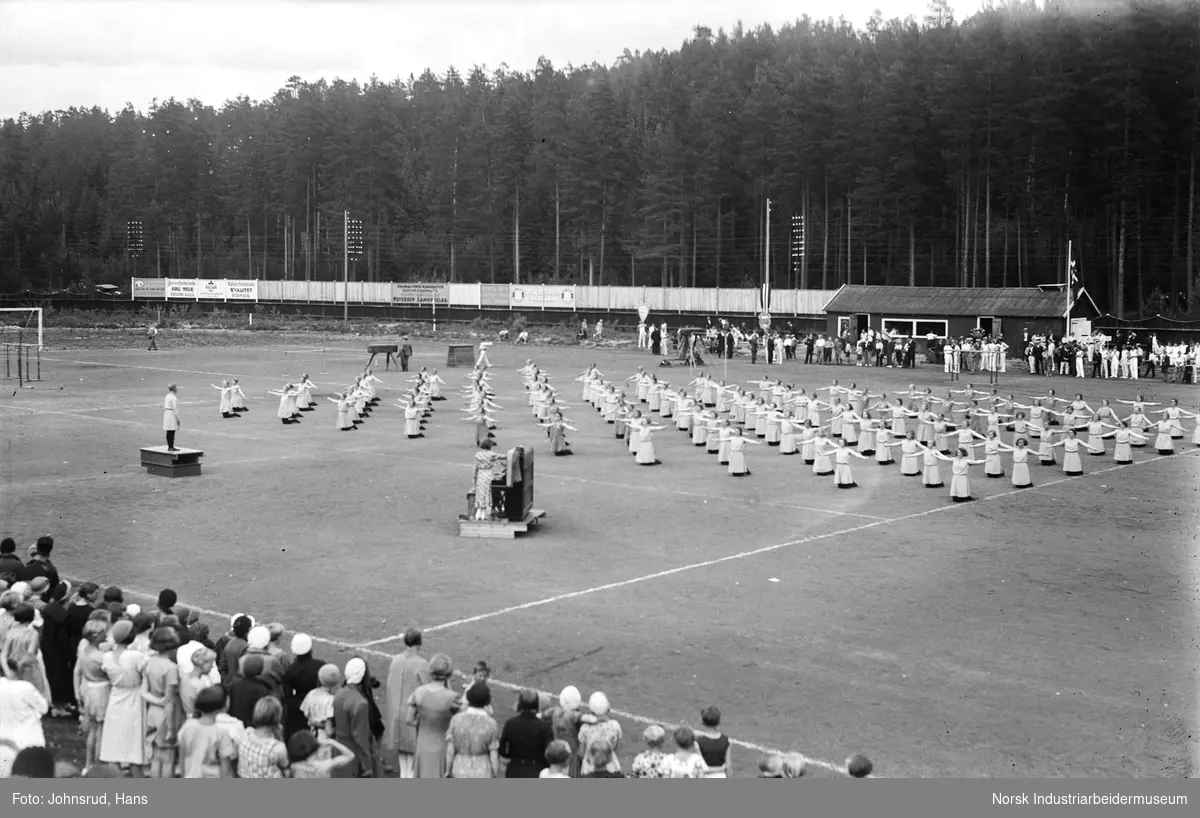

{"left": 822, "top": 285, "right": 1100, "bottom": 350}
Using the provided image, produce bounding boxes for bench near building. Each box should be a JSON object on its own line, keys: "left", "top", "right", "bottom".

{"left": 822, "top": 285, "right": 1100, "bottom": 352}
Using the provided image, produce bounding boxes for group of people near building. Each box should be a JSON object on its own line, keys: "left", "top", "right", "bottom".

{"left": 1021, "top": 330, "right": 1198, "bottom": 384}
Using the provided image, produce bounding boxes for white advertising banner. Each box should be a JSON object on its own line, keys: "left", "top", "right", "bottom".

{"left": 225, "top": 280, "right": 259, "bottom": 301}
{"left": 509, "top": 284, "right": 576, "bottom": 309}
{"left": 195, "top": 279, "right": 229, "bottom": 300}
{"left": 166, "top": 278, "right": 196, "bottom": 299}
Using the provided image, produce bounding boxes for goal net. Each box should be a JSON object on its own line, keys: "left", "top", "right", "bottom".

{"left": 0, "top": 307, "right": 43, "bottom": 350}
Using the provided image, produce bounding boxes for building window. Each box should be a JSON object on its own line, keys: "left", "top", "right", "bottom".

{"left": 914, "top": 320, "right": 948, "bottom": 338}
{"left": 882, "top": 318, "right": 948, "bottom": 338}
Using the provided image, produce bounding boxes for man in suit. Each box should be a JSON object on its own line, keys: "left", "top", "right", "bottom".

{"left": 15, "top": 537, "right": 59, "bottom": 594}
{"left": 399, "top": 337, "right": 413, "bottom": 372}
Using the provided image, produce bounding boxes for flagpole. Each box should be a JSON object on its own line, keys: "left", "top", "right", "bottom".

{"left": 1065, "top": 239, "right": 1073, "bottom": 333}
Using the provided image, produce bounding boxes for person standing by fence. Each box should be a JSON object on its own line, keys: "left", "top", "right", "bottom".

{"left": 147, "top": 324, "right": 158, "bottom": 351}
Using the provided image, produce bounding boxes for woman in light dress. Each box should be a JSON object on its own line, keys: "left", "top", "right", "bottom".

{"left": 1009, "top": 438, "right": 1033, "bottom": 488}
{"left": 778, "top": 416, "right": 799, "bottom": 455}
{"left": 873, "top": 425, "right": 897, "bottom": 466}
{"left": 635, "top": 420, "right": 665, "bottom": 466}
{"left": 230, "top": 378, "right": 249, "bottom": 413}
{"left": 444, "top": 684, "right": 500, "bottom": 778}
{"left": 1047, "top": 428, "right": 1085, "bottom": 475}
{"left": 727, "top": 427, "right": 758, "bottom": 476}
{"left": 98, "top": 620, "right": 148, "bottom": 776}
{"left": 898, "top": 431, "right": 923, "bottom": 477}
{"left": 916, "top": 442, "right": 944, "bottom": 488}
{"left": 811, "top": 429, "right": 835, "bottom": 476}
{"left": 982, "top": 431, "right": 1012, "bottom": 478}
{"left": 826, "top": 437, "right": 869, "bottom": 489}
{"left": 270, "top": 383, "right": 302, "bottom": 425}
{"left": 1083, "top": 416, "right": 1119, "bottom": 455}
{"left": 646, "top": 376, "right": 664, "bottom": 414}
{"left": 1148, "top": 418, "right": 1177, "bottom": 456}
{"left": 2, "top": 604, "right": 50, "bottom": 703}
{"left": 210, "top": 381, "right": 238, "bottom": 419}
{"left": 1102, "top": 421, "right": 1145, "bottom": 464}
{"left": 764, "top": 406, "right": 784, "bottom": 446}
{"left": 328, "top": 392, "right": 356, "bottom": 431}
{"left": 427, "top": 369, "right": 447, "bottom": 401}
{"left": 1152, "top": 399, "right": 1196, "bottom": 441}
{"left": 74, "top": 620, "right": 111, "bottom": 769}
{"left": 935, "top": 447, "right": 988, "bottom": 502}
{"left": 407, "top": 654, "right": 460, "bottom": 779}
{"left": 541, "top": 412, "right": 577, "bottom": 456}
{"left": 798, "top": 421, "right": 821, "bottom": 465}
{"left": 398, "top": 396, "right": 425, "bottom": 439}
{"left": 577, "top": 692, "right": 622, "bottom": 776}
{"left": 295, "top": 374, "right": 316, "bottom": 411}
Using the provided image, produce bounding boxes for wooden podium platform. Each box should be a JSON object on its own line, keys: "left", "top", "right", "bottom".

{"left": 140, "top": 446, "right": 204, "bottom": 477}
{"left": 366, "top": 344, "right": 399, "bottom": 371}
{"left": 446, "top": 344, "right": 475, "bottom": 367}
{"left": 458, "top": 508, "right": 547, "bottom": 539}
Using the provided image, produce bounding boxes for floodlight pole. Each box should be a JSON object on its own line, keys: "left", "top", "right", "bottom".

{"left": 343, "top": 209, "right": 349, "bottom": 323}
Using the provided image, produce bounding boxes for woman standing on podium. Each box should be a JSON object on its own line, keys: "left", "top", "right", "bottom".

{"left": 163, "top": 384, "right": 181, "bottom": 451}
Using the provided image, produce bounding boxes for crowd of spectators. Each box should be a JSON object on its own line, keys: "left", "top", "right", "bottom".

{"left": 1, "top": 536, "right": 874, "bottom": 779}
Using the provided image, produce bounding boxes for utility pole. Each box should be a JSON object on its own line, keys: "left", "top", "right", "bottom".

{"left": 514, "top": 177, "right": 521, "bottom": 285}
{"left": 764, "top": 198, "right": 772, "bottom": 291}
{"left": 343, "top": 209, "right": 349, "bottom": 322}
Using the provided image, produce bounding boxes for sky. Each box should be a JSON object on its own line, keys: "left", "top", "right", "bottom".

{"left": 0, "top": 0, "right": 988, "bottom": 120}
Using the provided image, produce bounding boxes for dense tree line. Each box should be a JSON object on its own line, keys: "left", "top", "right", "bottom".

{"left": 1, "top": 0, "right": 1198, "bottom": 316}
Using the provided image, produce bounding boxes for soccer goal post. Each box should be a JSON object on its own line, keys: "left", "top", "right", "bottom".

{"left": 0, "top": 307, "right": 43, "bottom": 350}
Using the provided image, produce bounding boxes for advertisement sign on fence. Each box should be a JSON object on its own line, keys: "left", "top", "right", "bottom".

{"left": 225, "top": 280, "right": 258, "bottom": 301}
{"left": 131, "top": 278, "right": 167, "bottom": 299}
{"left": 195, "top": 279, "right": 229, "bottom": 300}
{"left": 166, "top": 278, "right": 196, "bottom": 299}
{"left": 509, "top": 284, "right": 576, "bottom": 309}
{"left": 392, "top": 282, "right": 449, "bottom": 305}
{"left": 480, "top": 283, "right": 509, "bottom": 308}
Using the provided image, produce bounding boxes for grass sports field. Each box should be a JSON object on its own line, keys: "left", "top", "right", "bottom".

{"left": 2, "top": 327, "right": 1197, "bottom": 778}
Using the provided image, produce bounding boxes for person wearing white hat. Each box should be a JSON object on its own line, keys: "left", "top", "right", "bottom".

{"left": 282, "top": 634, "right": 323, "bottom": 738}
{"left": 537, "top": 685, "right": 585, "bottom": 778}
{"left": 578, "top": 692, "right": 622, "bottom": 776}
{"left": 332, "top": 659, "right": 373, "bottom": 778}
{"left": 124, "top": 604, "right": 141, "bottom": 617}
{"left": 242, "top": 626, "right": 277, "bottom": 689}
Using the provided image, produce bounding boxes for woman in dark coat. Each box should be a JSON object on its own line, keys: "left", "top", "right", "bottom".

{"left": 332, "top": 657, "right": 376, "bottom": 778}
{"left": 499, "top": 689, "right": 554, "bottom": 777}
{"left": 39, "top": 581, "right": 77, "bottom": 716}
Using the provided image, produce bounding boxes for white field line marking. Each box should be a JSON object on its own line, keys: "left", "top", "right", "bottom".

{"left": 70, "top": 400, "right": 212, "bottom": 412}
{"left": 38, "top": 355, "right": 243, "bottom": 377}
{"left": 0, "top": 403, "right": 888, "bottom": 520}
{"left": 543, "top": 473, "right": 884, "bottom": 520}
{"left": 58, "top": 580, "right": 839, "bottom": 774}
{"left": 356, "top": 449, "right": 1200, "bottom": 646}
